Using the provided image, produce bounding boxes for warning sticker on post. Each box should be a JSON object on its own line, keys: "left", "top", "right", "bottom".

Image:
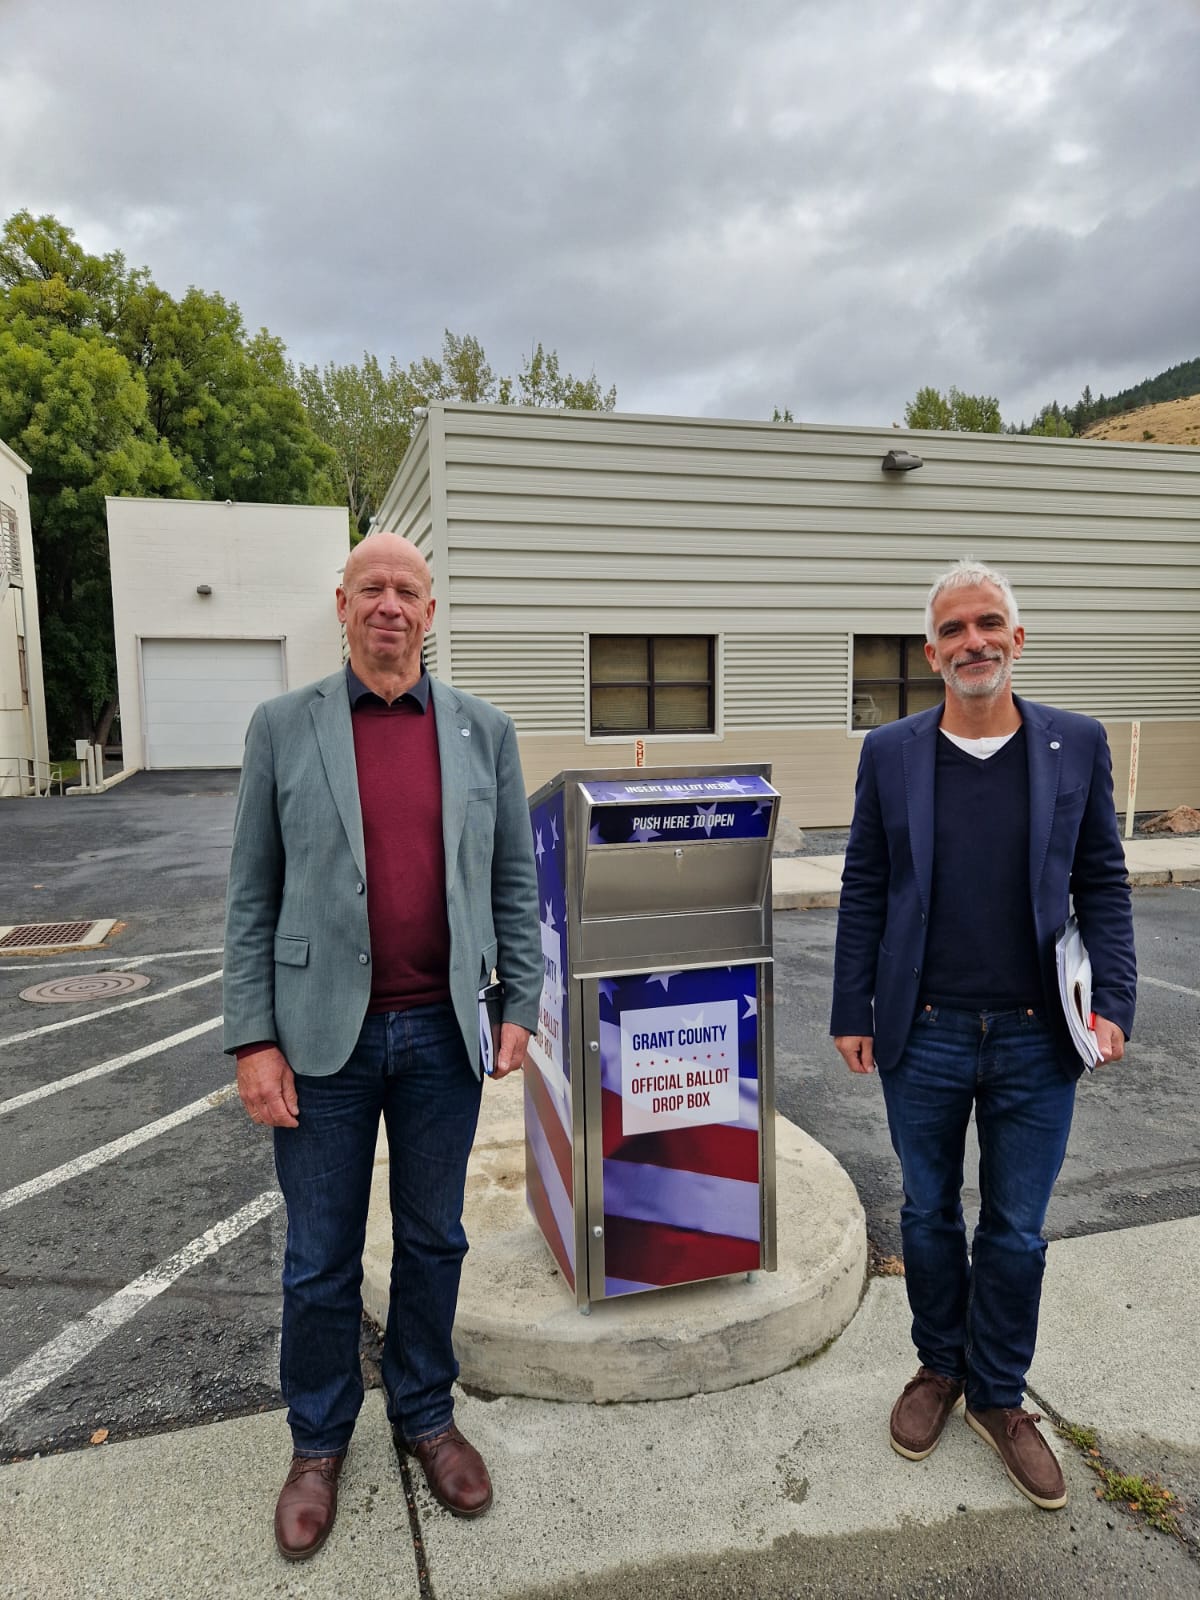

{"left": 619, "top": 1000, "right": 739, "bottom": 1135}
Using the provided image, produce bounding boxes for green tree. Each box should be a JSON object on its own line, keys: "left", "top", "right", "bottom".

{"left": 0, "top": 306, "right": 188, "bottom": 746}
{"left": 296, "top": 331, "right": 618, "bottom": 539}
{"left": 904, "top": 385, "right": 1002, "bottom": 432}
{"left": 517, "top": 342, "right": 616, "bottom": 411}
{"left": 1028, "top": 402, "right": 1073, "bottom": 438}
{"left": 771, "top": 406, "right": 795, "bottom": 423}
{"left": 1, "top": 209, "right": 342, "bottom": 750}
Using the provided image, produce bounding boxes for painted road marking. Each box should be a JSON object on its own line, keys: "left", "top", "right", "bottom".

{"left": 0, "top": 1188, "right": 282, "bottom": 1425}
{"left": 0, "top": 946, "right": 224, "bottom": 973}
{"left": 0, "top": 1083, "right": 240, "bottom": 1212}
{"left": 1140, "top": 974, "right": 1200, "bottom": 1000}
{"left": 0, "top": 970, "right": 222, "bottom": 1047}
{"left": 0, "top": 1018, "right": 223, "bottom": 1117}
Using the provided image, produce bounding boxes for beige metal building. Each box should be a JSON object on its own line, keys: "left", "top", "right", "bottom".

{"left": 375, "top": 404, "right": 1200, "bottom": 826}
{"left": 0, "top": 438, "right": 49, "bottom": 796}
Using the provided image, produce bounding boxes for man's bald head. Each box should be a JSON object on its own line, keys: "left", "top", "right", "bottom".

{"left": 343, "top": 532, "right": 432, "bottom": 596}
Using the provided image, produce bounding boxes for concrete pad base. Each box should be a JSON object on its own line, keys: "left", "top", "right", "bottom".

{"left": 363, "top": 1083, "right": 867, "bottom": 1404}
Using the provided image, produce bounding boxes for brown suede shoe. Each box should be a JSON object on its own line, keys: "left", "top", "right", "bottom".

{"left": 966, "top": 1406, "right": 1067, "bottom": 1510}
{"left": 399, "top": 1423, "right": 493, "bottom": 1517}
{"left": 274, "top": 1452, "right": 345, "bottom": 1561}
{"left": 889, "top": 1367, "right": 965, "bottom": 1460}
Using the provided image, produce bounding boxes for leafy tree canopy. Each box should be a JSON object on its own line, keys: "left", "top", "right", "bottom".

{"left": 0, "top": 210, "right": 341, "bottom": 751}
{"left": 295, "top": 331, "right": 616, "bottom": 539}
{"left": 904, "top": 385, "right": 1002, "bottom": 432}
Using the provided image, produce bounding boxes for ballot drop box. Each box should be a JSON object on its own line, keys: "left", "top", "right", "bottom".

{"left": 524, "top": 765, "right": 780, "bottom": 1307}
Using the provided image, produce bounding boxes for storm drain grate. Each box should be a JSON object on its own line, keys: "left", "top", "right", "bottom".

{"left": 20, "top": 971, "right": 151, "bottom": 1004}
{"left": 0, "top": 918, "right": 116, "bottom": 954}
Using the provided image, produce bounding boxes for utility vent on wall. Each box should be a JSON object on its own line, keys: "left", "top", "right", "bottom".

{"left": 0, "top": 919, "right": 116, "bottom": 954}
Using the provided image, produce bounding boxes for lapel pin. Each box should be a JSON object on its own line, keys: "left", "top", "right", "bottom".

{"left": 1050, "top": 740, "right": 1060, "bottom": 750}
{"left": 460, "top": 727, "right": 471, "bottom": 738}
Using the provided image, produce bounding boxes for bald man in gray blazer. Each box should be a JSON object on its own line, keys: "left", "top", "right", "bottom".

{"left": 224, "top": 533, "right": 540, "bottom": 1561}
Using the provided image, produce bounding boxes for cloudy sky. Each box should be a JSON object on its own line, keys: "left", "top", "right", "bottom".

{"left": 2, "top": 0, "right": 1198, "bottom": 428}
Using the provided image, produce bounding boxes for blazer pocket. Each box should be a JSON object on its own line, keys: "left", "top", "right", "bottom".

{"left": 274, "top": 934, "right": 309, "bottom": 967}
{"left": 1055, "top": 786, "right": 1086, "bottom": 811}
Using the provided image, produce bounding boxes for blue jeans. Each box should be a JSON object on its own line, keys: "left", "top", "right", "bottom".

{"left": 879, "top": 1005, "right": 1076, "bottom": 1411}
{"left": 273, "top": 1004, "right": 482, "bottom": 1455}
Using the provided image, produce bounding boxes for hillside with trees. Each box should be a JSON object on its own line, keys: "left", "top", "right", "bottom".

{"left": 903, "top": 358, "right": 1200, "bottom": 442}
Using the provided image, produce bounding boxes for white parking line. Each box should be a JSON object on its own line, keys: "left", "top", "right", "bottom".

{"left": 1141, "top": 974, "right": 1200, "bottom": 1000}
{"left": 0, "top": 970, "right": 222, "bottom": 1047}
{"left": 0, "top": 1018, "right": 223, "bottom": 1117}
{"left": 0, "top": 1083, "right": 240, "bottom": 1212}
{"left": 0, "top": 946, "right": 224, "bottom": 973}
{"left": 0, "top": 1188, "right": 282, "bottom": 1425}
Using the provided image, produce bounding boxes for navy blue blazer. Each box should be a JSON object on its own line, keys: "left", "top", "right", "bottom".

{"left": 830, "top": 696, "right": 1136, "bottom": 1078}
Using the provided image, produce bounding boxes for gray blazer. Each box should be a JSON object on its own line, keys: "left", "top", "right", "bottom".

{"left": 222, "top": 670, "right": 542, "bottom": 1077}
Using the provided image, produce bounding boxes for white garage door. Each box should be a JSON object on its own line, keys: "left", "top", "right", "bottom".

{"left": 141, "top": 639, "right": 285, "bottom": 768}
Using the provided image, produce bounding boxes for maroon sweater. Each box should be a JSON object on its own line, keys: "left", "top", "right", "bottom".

{"left": 351, "top": 693, "right": 451, "bottom": 1013}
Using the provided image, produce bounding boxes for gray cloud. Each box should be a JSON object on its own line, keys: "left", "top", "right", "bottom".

{"left": 2, "top": 0, "right": 1198, "bottom": 428}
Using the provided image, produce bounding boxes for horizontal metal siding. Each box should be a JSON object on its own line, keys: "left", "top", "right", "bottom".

{"left": 423, "top": 631, "right": 438, "bottom": 678}
{"left": 430, "top": 406, "right": 1199, "bottom": 723}
{"left": 451, "top": 632, "right": 585, "bottom": 732}
{"left": 724, "top": 633, "right": 849, "bottom": 727}
{"left": 376, "top": 422, "right": 434, "bottom": 559}
{"left": 1017, "top": 639, "right": 1200, "bottom": 719}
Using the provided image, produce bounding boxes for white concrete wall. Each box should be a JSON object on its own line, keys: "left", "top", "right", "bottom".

{"left": 106, "top": 498, "right": 350, "bottom": 771}
{"left": 0, "top": 439, "right": 49, "bottom": 796}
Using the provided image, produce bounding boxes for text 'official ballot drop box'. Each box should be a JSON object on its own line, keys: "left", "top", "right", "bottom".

{"left": 524, "top": 765, "right": 780, "bottom": 1308}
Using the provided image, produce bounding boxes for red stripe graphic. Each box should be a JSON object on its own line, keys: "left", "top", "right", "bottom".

{"left": 524, "top": 1058, "right": 573, "bottom": 1200}
{"left": 603, "top": 1213, "right": 759, "bottom": 1287}
{"left": 524, "top": 1131, "right": 574, "bottom": 1290}
{"left": 601, "top": 1087, "right": 758, "bottom": 1182}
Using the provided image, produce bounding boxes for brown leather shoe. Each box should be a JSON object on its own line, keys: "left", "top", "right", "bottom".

{"left": 966, "top": 1406, "right": 1067, "bottom": 1510}
{"left": 890, "top": 1367, "right": 965, "bottom": 1460}
{"left": 274, "top": 1452, "right": 345, "bottom": 1561}
{"left": 399, "top": 1423, "right": 493, "bottom": 1517}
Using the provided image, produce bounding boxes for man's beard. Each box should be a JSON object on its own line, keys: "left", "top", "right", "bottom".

{"left": 943, "top": 651, "right": 1011, "bottom": 699}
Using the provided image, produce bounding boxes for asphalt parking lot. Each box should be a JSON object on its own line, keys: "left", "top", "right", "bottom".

{"left": 1, "top": 773, "right": 1198, "bottom": 1468}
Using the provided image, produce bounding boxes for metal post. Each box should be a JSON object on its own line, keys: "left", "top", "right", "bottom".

{"left": 1124, "top": 720, "right": 1140, "bottom": 840}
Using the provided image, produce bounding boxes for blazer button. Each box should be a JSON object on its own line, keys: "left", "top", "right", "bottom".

{"left": 912, "top": 967, "right": 919, "bottom": 978}
{"left": 359, "top": 953, "right": 369, "bottom": 965}
{"left": 355, "top": 881, "right": 365, "bottom": 895}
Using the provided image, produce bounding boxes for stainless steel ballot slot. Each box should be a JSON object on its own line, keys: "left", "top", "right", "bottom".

{"left": 524, "top": 765, "right": 780, "bottom": 1308}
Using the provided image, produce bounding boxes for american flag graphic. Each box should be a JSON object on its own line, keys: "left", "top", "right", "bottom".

{"left": 599, "top": 964, "right": 761, "bottom": 1296}
{"left": 524, "top": 789, "right": 575, "bottom": 1290}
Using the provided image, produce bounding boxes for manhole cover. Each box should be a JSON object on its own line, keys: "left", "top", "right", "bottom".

{"left": 19, "top": 972, "right": 151, "bottom": 1004}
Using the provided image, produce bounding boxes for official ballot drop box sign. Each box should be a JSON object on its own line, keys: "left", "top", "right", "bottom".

{"left": 524, "top": 765, "right": 780, "bottom": 1307}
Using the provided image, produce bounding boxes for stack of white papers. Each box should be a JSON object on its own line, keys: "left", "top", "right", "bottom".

{"left": 1055, "top": 916, "right": 1105, "bottom": 1071}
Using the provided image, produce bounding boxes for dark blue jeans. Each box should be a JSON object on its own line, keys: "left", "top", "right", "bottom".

{"left": 879, "top": 1005, "right": 1077, "bottom": 1411}
{"left": 273, "top": 1003, "right": 482, "bottom": 1455}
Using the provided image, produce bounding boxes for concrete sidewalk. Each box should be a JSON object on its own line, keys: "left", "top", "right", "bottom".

{"left": 5, "top": 837, "right": 1198, "bottom": 1597}
{"left": 5, "top": 1218, "right": 1198, "bottom": 1599}
{"left": 772, "top": 836, "right": 1200, "bottom": 910}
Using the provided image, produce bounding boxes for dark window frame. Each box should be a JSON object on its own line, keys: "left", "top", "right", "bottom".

{"left": 588, "top": 634, "right": 716, "bottom": 736}
{"left": 852, "top": 634, "right": 937, "bottom": 729}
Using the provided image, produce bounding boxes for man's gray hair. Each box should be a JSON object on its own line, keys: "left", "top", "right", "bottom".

{"left": 924, "top": 559, "right": 1020, "bottom": 643}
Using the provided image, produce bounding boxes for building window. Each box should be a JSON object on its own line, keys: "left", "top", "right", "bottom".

{"left": 589, "top": 635, "right": 715, "bottom": 735}
{"left": 852, "top": 635, "right": 943, "bottom": 729}
{"left": 0, "top": 501, "right": 20, "bottom": 586}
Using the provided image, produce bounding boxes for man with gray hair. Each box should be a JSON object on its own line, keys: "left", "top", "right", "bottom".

{"left": 831, "top": 558, "right": 1136, "bottom": 1510}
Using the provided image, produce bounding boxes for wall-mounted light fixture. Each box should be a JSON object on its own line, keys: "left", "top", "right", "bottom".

{"left": 881, "top": 449, "right": 924, "bottom": 472}
{"left": 196, "top": 583, "right": 213, "bottom": 596}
